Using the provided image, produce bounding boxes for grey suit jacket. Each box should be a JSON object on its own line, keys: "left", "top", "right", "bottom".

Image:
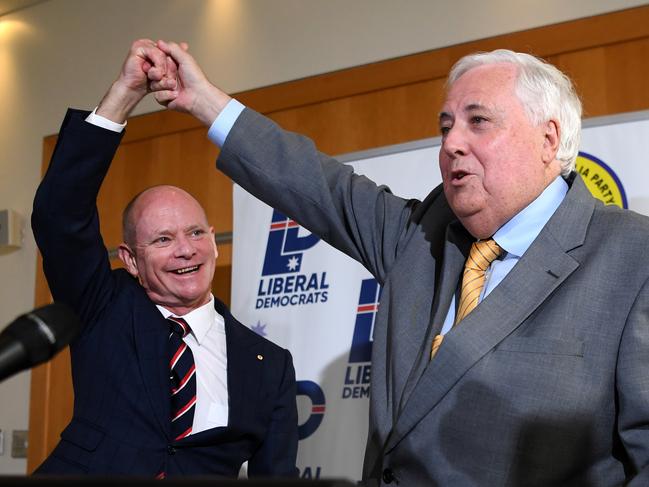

{"left": 217, "top": 108, "right": 649, "bottom": 486}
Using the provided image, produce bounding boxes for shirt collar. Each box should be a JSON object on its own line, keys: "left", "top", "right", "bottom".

{"left": 156, "top": 295, "right": 222, "bottom": 345}
{"left": 492, "top": 176, "right": 568, "bottom": 258}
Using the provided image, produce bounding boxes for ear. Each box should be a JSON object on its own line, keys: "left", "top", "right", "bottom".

{"left": 118, "top": 243, "right": 139, "bottom": 278}
{"left": 209, "top": 227, "right": 219, "bottom": 260}
{"left": 542, "top": 119, "right": 560, "bottom": 164}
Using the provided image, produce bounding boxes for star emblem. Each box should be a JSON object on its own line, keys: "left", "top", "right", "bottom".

{"left": 251, "top": 321, "right": 267, "bottom": 337}
{"left": 286, "top": 255, "right": 300, "bottom": 271}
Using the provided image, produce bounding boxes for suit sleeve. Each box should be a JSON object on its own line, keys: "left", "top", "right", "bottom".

{"left": 217, "top": 108, "right": 419, "bottom": 284}
{"left": 247, "top": 348, "right": 299, "bottom": 478}
{"left": 32, "top": 109, "right": 124, "bottom": 329}
{"left": 616, "top": 276, "right": 649, "bottom": 482}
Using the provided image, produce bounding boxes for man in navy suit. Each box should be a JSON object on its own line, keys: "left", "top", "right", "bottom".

{"left": 31, "top": 40, "right": 298, "bottom": 478}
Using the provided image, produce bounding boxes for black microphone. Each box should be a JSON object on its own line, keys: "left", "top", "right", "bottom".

{"left": 0, "top": 303, "right": 81, "bottom": 382}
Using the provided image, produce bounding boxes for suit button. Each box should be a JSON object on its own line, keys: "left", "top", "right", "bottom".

{"left": 382, "top": 468, "right": 395, "bottom": 484}
{"left": 167, "top": 445, "right": 176, "bottom": 455}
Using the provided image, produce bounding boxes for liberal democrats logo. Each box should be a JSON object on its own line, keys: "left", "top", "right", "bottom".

{"left": 342, "top": 278, "right": 380, "bottom": 399}
{"left": 297, "top": 380, "right": 326, "bottom": 440}
{"left": 256, "top": 210, "right": 329, "bottom": 309}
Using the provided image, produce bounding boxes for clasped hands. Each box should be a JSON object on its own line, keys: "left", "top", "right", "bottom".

{"left": 109, "top": 38, "right": 228, "bottom": 127}
{"left": 128, "top": 39, "right": 194, "bottom": 111}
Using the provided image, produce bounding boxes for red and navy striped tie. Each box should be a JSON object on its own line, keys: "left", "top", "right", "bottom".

{"left": 168, "top": 317, "right": 196, "bottom": 441}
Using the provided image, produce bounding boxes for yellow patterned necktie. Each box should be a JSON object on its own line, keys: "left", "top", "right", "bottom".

{"left": 430, "top": 239, "right": 502, "bottom": 360}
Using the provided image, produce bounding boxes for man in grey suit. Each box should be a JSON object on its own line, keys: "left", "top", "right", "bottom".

{"left": 147, "top": 40, "right": 649, "bottom": 485}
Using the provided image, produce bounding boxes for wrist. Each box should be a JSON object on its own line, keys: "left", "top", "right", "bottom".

{"left": 193, "top": 85, "right": 231, "bottom": 127}
{"left": 96, "top": 80, "right": 145, "bottom": 124}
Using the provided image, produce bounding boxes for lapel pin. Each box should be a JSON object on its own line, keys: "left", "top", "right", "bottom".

{"left": 257, "top": 354, "right": 264, "bottom": 361}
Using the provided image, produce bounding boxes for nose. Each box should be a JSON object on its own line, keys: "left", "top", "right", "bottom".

{"left": 174, "top": 234, "right": 197, "bottom": 259}
{"left": 442, "top": 126, "right": 468, "bottom": 159}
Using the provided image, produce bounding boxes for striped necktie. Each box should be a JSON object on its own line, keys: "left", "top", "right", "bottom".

{"left": 168, "top": 316, "right": 196, "bottom": 441}
{"left": 431, "top": 239, "right": 501, "bottom": 360}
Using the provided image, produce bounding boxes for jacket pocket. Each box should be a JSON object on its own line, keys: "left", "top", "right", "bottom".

{"left": 60, "top": 417, "right": 105, "bottom": 450}
{"left": 52, "top": 418, "right": 105, "bottom": 469}
{"left": 496, "top": 337, "right": 584, "bottom": 357}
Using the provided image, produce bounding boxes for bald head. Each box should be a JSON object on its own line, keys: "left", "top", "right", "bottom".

{"left": 122, "top": 185, "right": 209, "bottom": 247}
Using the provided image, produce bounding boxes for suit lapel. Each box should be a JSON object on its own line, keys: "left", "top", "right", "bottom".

{"left": 396, "top": 221, "right": 471, "bottom": 414}
{"left": 214, "top": 298, "right": 263, "bottom": 429}
{"left": 386, "top": 174, "right": 594, "bottom": 453}
{"left": 133, "top": 299, "right": 170, "bottom": 439}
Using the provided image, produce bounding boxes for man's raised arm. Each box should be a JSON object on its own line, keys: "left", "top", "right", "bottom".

{"left": 32, "top": 39, "right": 174, "bottom": 323}
{"left": 98, "top": 39, "right": 174, "bottom": 123}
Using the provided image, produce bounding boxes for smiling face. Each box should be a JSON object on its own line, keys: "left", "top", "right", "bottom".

{"left": 118, "top": 186, "right": 217, "bottom": 316}
{"left": 439, "top": 63, "right": 562, "bottom": 238}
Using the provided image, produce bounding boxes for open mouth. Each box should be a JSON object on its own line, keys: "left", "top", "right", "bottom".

{"left": 452, "top": 170, "right": 469, "bottom": 181}
{"left": 172, "top": 265, "right": 200, "bottom": 275}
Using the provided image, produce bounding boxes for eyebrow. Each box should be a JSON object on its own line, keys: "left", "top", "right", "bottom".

{"left": 140, "top": 224, "right": 207, "bottom": 245}
{"left": 464, "top": 103, "right": 489, "bottom": 112}
{"left": 439, "top": 103, "right": 491, "bottom": 124}
{"left": 185, "top": 223, "right": 209, "bottom": 231}
{"left": 142, "top": 230, "right": 172, "bottom": 245}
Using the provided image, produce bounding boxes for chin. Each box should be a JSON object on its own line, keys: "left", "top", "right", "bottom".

{"left": 450, "top": 204, "right": 481, "bottom": 221}
{"left": 448, "top": 191, "right": 488, "bottom": 215}
{"left": 186, "top": 291, "right": 211, "bottom": 306}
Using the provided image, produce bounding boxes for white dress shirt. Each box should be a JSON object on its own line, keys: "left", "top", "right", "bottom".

{"left": 158, "top": 295, "right": 229, "bottom": 433}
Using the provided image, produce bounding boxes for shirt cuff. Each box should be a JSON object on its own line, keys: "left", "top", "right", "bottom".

{"left": 85, "top": 107, "right": 127, "bottom": 133}
{"left": 207, "top": 98, "right": 245, "bottom": 147}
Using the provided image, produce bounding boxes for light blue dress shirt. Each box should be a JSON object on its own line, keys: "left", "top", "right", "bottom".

{"left": 208, "top": 99, "right": 569, "bottom": 335}
{"left": 208, "top": 99, "right": 246, "bottom": 147}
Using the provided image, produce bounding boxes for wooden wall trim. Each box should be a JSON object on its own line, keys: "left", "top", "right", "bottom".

{"left": 27, "top": 359, "right": 51, "bottom": 469}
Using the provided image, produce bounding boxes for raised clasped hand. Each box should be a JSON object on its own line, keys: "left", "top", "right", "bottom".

{"left": 146, "top": 40, "right": 205, "bottom": 113}
{"left": 143, "top": 39, "right": 231, "bottom": 127}
{"left": 117, "top": 39, "right": 176, "bottom": 96}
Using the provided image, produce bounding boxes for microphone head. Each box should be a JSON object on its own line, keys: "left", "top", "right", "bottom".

{"left": 3, "top": 303, "right": 81, "bottom": 365}
{"left": 29, "top": 302, "right": 82, "bottom": 350}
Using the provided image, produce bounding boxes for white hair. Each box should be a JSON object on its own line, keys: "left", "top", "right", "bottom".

{"left": 448, "top": 49, "right": 582, "bottom": 176}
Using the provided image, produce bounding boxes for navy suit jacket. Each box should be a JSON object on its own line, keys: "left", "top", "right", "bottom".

{"left": 31, "top": 109, "right": 298, "bottom": 477}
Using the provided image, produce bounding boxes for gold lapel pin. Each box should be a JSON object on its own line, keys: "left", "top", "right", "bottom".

{"left": 257, "top": 354, "right": 264, "bottom": 361}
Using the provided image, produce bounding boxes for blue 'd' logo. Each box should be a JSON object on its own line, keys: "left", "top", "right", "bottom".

{"left": 262, "top": 210, "right": 320, "bottom": 276}
{"left": 349, "top": 278, "right": 380, "bottom": 363}
{"left": 297, "top": 380, "right": 326, "bottom": 440}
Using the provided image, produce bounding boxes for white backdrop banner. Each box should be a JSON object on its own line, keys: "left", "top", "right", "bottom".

{"left": 231, "top": 110, "right": 649, "bottom": 481}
